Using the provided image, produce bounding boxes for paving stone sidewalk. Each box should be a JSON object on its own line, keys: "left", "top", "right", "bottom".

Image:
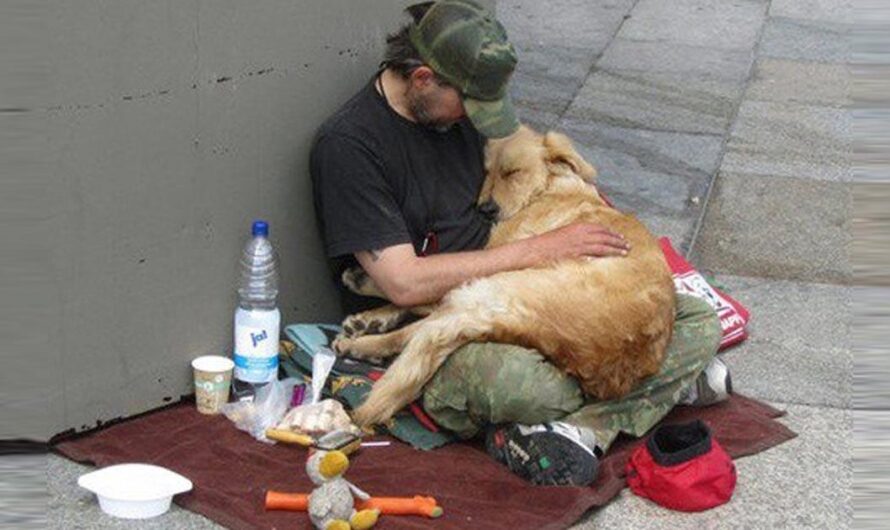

{"left": 42, "top": 0, "right": 856, "bottom": 528}
{"left": 498, "top": 0, "right": 853, "bottom": 526}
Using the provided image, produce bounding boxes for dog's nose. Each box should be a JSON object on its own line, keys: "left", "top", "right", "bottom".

{"left": 478, "top": 200, "right": 500, "bottom": 221}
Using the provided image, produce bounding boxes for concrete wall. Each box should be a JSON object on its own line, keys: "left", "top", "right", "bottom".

{"left": 5, "top": 0, "right": 434, "bottom": 440}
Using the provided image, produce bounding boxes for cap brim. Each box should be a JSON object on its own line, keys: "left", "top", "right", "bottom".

{"left": 463, "top": 95, "right": 520, "bottom": 139}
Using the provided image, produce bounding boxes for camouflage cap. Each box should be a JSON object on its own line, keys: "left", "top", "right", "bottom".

{"left": 408, "top": 0, "right": 520, "bottom": 138}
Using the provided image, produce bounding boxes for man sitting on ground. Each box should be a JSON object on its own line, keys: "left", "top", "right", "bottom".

{"left": 310, "top": 0, "right": 731, "bottom": 486}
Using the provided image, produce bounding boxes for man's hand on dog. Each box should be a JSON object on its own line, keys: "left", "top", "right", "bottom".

{"left": 530, "top": 222, "right": 630, "bottom": 261}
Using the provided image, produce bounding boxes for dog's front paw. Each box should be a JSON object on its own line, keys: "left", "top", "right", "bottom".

{"left": 341, "top": 314, "right": 366, "bottom": 338}
{"left": 332, "top": 335, "right": 386, "bottom": 364}
{"left": 342, "top": 313, "right": 384, "bottom": 339}
{"left": 342, "top": 267, "right": 387, "bottom": 299}
{"left": 332, "top": 335, "right": 353, "bottom": 356}
{"left": 342, "top": 267, "right": 370, "bottom": 294}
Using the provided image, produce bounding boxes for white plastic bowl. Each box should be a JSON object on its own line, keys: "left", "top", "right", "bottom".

{"left": 77, "top": 463, "right": 193, "bottom": 519}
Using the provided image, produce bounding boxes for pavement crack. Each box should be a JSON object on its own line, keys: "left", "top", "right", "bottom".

{"left": 686, "top": 0, "right": 774, "bottom": 258}
{"left": 553, "top": 0, "right": 643, "bottom": 127}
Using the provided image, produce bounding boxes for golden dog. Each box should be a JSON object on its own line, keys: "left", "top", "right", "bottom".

{"left": 335, "top": 126, "right": 676, "bottom": 427}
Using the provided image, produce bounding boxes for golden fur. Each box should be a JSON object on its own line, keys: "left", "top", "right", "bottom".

{"left": 335, "top": 126, "right": 676, "bottom": 427}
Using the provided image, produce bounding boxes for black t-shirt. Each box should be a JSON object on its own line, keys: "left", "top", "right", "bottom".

{"left": 310, "top": 75, "right": 492, "bottom": 314}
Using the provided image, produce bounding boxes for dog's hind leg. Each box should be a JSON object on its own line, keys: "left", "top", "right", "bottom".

{"left": 351, "top": 277, "right": 526, "bottom": 425}
{"left": 351, "top": 310, "right": 497, "bottom": 426}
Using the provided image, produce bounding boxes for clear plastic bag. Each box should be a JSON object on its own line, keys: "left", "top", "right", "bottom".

{"left": 276, "top": 399, "right": 355, "bottom": 434}
{"left": 221, "top": 377, "right": 299, "bottom": 443}
{"left": 308, "top": 346, "right": 337, "bottom": 405}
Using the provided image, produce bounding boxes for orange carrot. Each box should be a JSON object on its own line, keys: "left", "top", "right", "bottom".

{"left": 265, "top": 491, "right": 309, "bottom": 511}
{"left": 265, "top": 491, "right": 442, "bottom": 518}
{"left": 358, "top": 496, "right": 443, "bottom": 518}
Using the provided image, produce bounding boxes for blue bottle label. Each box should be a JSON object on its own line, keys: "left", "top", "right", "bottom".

{"left": 233, "top": 323, "right": 279, "bottom": 383}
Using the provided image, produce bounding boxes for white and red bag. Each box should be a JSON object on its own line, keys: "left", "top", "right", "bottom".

{"left": 658, "top": 238, "right": 750, "bottom": 350}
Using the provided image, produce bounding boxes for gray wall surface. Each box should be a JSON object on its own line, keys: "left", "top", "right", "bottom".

{"left": 4, "top": 0, "right": 440, "bottom": 440}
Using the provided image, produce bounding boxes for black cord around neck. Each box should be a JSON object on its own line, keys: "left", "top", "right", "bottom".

{"left": 376, "top": 68, "right": 440, "bottom": 255}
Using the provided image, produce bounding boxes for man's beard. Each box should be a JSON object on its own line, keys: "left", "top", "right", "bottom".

{"left": 407, "top": 91, "right": 458, "bottom": 133}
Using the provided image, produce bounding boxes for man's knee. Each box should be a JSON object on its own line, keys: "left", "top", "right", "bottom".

{"left": 423, "top": 297, "right": 720, "bottom": 438}
{"left": 671, "top": 294, "right": 722, "bottom": 364}
{"left": 423, "top": 342, "right": 583, "bottom": 438}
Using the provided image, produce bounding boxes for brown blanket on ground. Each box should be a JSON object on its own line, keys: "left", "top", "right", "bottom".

{"left": 54, "top": 394, "right": 795, "bottom": 530}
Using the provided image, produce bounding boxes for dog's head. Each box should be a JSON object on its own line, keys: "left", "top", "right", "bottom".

{"left": 479, "top": 126, "right": 598, "bottom": 221}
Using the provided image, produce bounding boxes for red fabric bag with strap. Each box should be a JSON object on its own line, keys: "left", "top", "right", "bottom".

{"left": 627, "top": 420, "right": 737, "bottom": 512}
{"left": 658, "top": 238, "right": 751, "bottom": 350}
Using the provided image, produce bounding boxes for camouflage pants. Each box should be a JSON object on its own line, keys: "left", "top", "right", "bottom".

{"left": 422, "top": 294, "right": 721, "bottom": 452}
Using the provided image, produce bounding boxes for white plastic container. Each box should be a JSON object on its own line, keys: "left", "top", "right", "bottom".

{"left": 77, "top": 463, "right": 193, "bottom": 519}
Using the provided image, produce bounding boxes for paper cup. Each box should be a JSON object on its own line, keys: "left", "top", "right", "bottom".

{"left": 191, "top": 356, "right": 234, "bottom": 415}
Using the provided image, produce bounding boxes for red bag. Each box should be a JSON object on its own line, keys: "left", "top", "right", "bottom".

{"left": 659, "top": 238, "right": 750, "bottom": 350}
{"left": 627, "top": 420, "right": 737, "bottom": 512}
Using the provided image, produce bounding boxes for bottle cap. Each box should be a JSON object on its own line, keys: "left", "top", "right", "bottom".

{"left": 251, "top": 220, "right": 269, "bottom": 237}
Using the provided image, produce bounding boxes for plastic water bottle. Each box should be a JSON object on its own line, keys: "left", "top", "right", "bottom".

{"left": 233, "top": 220, "right": 281, "bottom": 386}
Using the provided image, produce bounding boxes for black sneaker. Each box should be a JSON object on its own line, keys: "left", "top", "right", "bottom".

{"left": 679, "top": 358, "right": 733, "bottom": 407}
{"left": 485, "top": 422, "right": 602, "bottom": 487}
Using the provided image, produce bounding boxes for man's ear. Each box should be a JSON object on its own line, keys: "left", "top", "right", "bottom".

{"left": 409, "top": 65, "right": 436, "bottom": 89}
{"left": 544, "top": 131, "right": 597, "bottom": 182}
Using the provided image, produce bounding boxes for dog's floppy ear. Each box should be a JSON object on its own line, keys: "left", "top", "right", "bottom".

{"left": 544, "top": 131, "right": 597, "bottom": 182}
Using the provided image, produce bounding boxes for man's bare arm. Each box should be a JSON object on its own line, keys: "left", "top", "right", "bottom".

{"left": 355, "top": 222, "right": 629, "bottom": 307}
